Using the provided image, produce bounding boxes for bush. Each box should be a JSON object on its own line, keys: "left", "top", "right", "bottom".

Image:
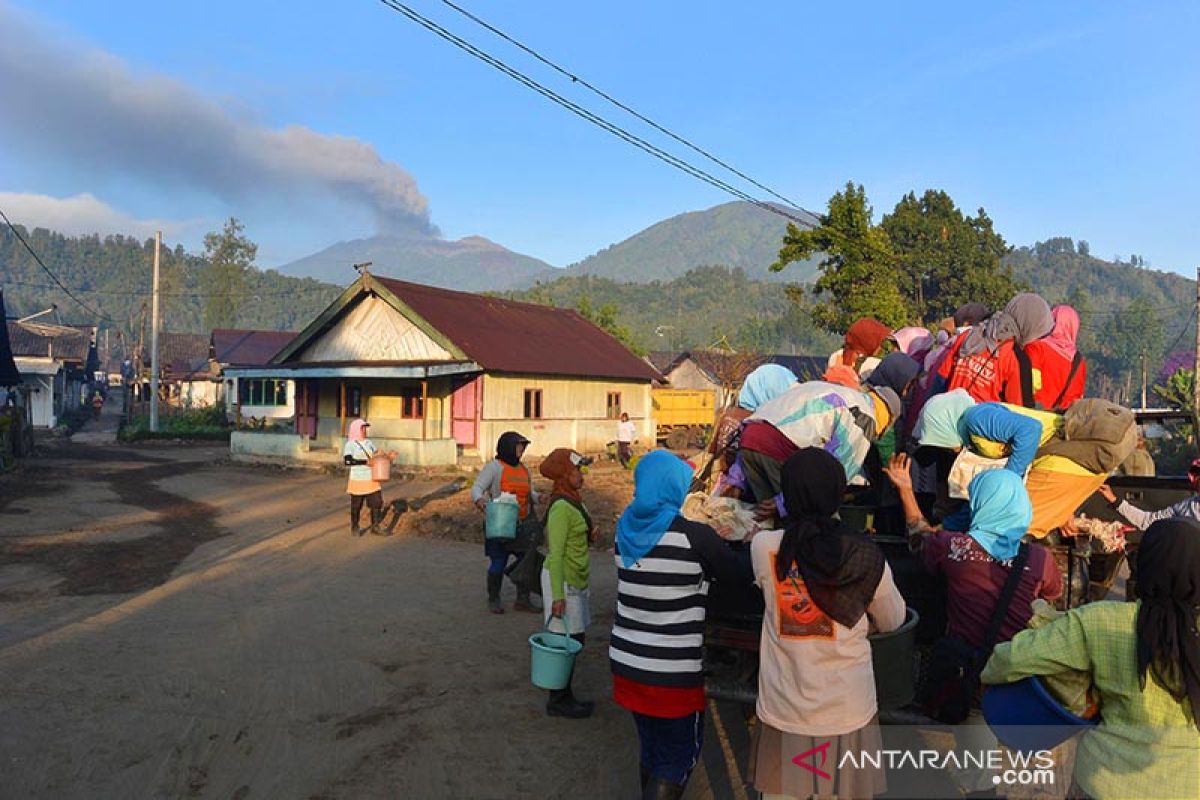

{"left": 120, "top": 405, "right": 232, "bottom": 442}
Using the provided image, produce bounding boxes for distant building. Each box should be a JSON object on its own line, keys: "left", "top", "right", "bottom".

{"left": 210, "top": 328, "right": 298, "bottom": 423}
{"left": 139, "top": 332, "right": 214, "bottom": 408}
{"left": 226, "top": 274, "right": 660, "bottom": 466}
{"left": 7, "top": 321, "right": 94, "bottom": 427}
{"left": 648, "top": 349, "right": 825, "bottom": 407}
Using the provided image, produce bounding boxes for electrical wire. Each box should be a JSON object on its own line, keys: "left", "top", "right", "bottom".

{"left": 374, "top": 0, "right": 819, "bottom": 229}
{"left": 1160, "top": 305, "right": 1197, "bottom": 357}
{"left": 437, "top": 0, "right": 811, "bottom": 215}
{"left": 2, "top": 280, "right": 340, "bottom": 299}
{"left": 0, "top": 206, "right": 116, "bottom": 321}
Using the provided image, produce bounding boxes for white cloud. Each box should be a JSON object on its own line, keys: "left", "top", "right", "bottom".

{"left": 0, "top": 191, "right": 191, "bottom": 239}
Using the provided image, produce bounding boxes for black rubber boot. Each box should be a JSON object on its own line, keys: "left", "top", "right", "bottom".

{"left": 350, "top": 510, "right": 363, "bottom": 537}
{"left": 546, "top": 657, "right": 593, "bottom": 718}
{"left": 513, "top": 590, "right": 541, "bottom": 613}
{"left": 369, "top": 508, "right": 390, "bottom": 536}
{"left": 487, "top": 572, "right": 504, "bottom": 614}
{"left": 642, "top": 777, "right": 685, "bottom": 800}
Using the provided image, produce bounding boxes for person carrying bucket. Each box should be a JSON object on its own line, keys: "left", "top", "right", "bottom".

{"left": 342, "top": 418, "right": 396, "bottom": 537}
{"left": 539, "top": 447, "right": 595, "bottom": 718}
{"left": 471, "top": 431, "right": 542, "bottom": 615}
{"left": 982, "top": 518, "right": 1200, "bottom": 800}
{"left": 610, "top": 450, "right": 747, "bottom": 799}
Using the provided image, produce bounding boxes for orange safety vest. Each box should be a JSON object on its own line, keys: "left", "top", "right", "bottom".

{"left": 500, "top": 463, "right": 532, "bottom": 520}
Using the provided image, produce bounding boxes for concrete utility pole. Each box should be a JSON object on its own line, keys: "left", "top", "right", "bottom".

{"left": 149, "top": 231, "right": 162, "bottom": 432}
{"left": 1194, "top": 266, "right": 1200, "bottom": 439}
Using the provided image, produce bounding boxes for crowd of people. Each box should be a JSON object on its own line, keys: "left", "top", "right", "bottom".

{"left": 341, "top": 290, "right": 1199, "bottom": 799}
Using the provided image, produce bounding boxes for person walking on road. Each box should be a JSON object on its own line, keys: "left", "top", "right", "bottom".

{"left": 472, "top": 431, "right": 543, "bottom": 615}
{"left": 539, "top": 448, "right": 595, "bottom": 718}
{"left": 342, "top": 419, "right": 396, "bottom": 537}
{"left": 617, "top": 412, "right": 638, "bottom": 469}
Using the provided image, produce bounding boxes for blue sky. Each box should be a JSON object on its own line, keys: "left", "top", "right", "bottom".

{"left": 0, "top": 1, "right": 1196, "bottom": 274}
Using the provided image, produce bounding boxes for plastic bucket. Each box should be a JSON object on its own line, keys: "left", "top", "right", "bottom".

{"left": 869, "top": 606, "right": 920, "bottom": 711}
{"left": 983, "top": 676, "right": 1100, "bottom": 753}
{"left": 485, "top": 501, "right": 519, "bottom": 540}
{"left": 369, "top": 455, "right": 391, "bottom": 481}
{"left": 529, "top": 623, "right": 582, "bottom": 690}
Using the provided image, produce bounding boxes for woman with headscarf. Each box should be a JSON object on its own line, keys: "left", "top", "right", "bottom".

{"left": 1015, "top": 304, "right": 1088, "bottom": 410}
{"left": 827, "top": 318, "right": 892, "bottom": 379}
{"left": 748, "top": 449, "right": 906, "bottom": 799}
{"left": 342, "top": 418, "right": 397, "bottom": 537}
{"left": 982, "top": 518, "right": 1200, "bottom": 800}
{"left": 539, "top": 447, "right": 596, "bottom": 718}
{"left": 611, "top": 451, "right": 746, "bottom": 799}
{"left": 937, "top": 293, "right": 1055, "bottom": 403}
{"left": 702, "top": 364, "right": 797, "bottom": 496}
{"left": 471, "top": 431, "right": 541, "bottom": 614}
{"left": 889, "top": 326, "right": 934, "bottom": 363}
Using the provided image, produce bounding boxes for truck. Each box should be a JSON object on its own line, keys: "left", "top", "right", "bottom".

{"left": 651, "top": 387, "right": 717, "bottom": 450}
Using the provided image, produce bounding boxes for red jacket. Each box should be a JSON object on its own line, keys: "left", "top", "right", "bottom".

{"left": 937, "top": 335, "right": 1021, "bottom": 404}
{"left": 1016, "top": 341, "right": 1087, "bottom": 409}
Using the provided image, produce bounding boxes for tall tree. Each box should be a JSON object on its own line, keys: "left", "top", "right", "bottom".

{"left": 1096, "top": 296, "right": 1165, "bottom": 403}
{"left": 880, "top": 189, "right": 1021, "bottom": 322}
{"left": 771, "top": 182, "right": 907, "bottom": 333}
{"left": 202, "top": 218, "right": 257, "bottom": 330}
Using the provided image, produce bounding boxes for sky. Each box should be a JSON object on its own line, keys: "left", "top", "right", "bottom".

{"left": 0, "top": 0, "right": 1196, "bottom": 274}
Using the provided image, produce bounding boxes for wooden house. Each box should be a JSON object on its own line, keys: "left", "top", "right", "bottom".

{"left": 226, "top": 274, "right": 660, "bottom": 466}
{"left": 211, "top": 329, "right": 298, "bottom": 423}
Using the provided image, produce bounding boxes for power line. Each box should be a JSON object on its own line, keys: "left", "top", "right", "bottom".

{"left": 437, "top": 0, "right": 810, "bottom": 214}
{"left": 1161, "top": 305, "right": 1197, "bottom": 356}
{"left": 375, "top": 0, "right": 818, "bottom": 229}
{"left": 0, "top": 206, "right": 116, "bottom": 322}
{"left": 3, "top": 280, "right": 340, "bottom": 299}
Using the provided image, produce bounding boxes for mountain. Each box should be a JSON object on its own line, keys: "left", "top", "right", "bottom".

{"left": 275, "top": 233, "right": 559, "bottom": 292}
{"left": 567, "top": 201, "right": 821, "bottom": 283}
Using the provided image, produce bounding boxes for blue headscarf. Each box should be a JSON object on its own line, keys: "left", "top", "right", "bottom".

{"left": 738, "top": 364, "right": 797, "bottom": 411}
{"left": 616, "top": 450, "right": 694, "bottom": 567}
{"left": 966, "top": 469, "right": 1032, "bottom": 561}
{"left": 914, "top": 389, "right": 976, "bottom": 449}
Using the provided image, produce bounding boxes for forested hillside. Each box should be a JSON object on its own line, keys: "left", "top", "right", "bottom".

{"left": 1, "top": 225, "right": 341, "bottom": 344}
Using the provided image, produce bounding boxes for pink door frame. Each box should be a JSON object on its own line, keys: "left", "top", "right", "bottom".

{"left": 450, "top": 376, "right": 482, "bottom": 448}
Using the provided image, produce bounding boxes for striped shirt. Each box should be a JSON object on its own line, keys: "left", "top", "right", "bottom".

{"left": 610, "top": 517, "right": 744, "bottom": 689}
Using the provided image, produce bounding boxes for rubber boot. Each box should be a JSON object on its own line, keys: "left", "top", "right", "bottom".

{"left": 546, "top": 658, "right": 593, "bottom": 718}
{"left": 642, "top": 777, "right": 685, "bottom": 800}
{"left": 350, "top": 509, "right": 363, "bottom": 537}
{"left": 487, "top": 572, "right": 504, "bottom": 615}
{"left": 369, "top": 507, "right": 391, "bottom": 536}
{"left": 513, "top": 589, "right": 541, "bottom": 613}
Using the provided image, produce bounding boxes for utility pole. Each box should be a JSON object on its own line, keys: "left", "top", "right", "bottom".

{"left": 1141, "top": 351, "right": 1147, "bottom": 410}
{"left": 149, "top": 231, "right": 162, "bottom": 432}
{"left": 1193, "top": 266, "right": 1200, "bottom": 442}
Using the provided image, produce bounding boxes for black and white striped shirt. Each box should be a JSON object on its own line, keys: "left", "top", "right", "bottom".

{"left": 609, "top": 517, "right": 744, "bottom": 688}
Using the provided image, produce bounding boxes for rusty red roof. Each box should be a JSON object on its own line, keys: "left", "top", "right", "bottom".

{"left": 6, "top": 321, "right": 92, "bottom": 362}
{"left": 371, "top": 276, "right": 660, "bottom": 382}
{"left": 211, "top": 329, "right": 297, "bottom": 367}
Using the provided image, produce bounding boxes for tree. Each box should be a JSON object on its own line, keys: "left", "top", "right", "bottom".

{"left": 772, "top": 182, "right": 907, "bottom": 333}
{"left": 202, "top": 218, "right": 257, "bottom": 330}
{"left": 1153, "top": 367, "right": 1194, "bottom": 412}
{"left": 1096, "top": 296, "right": 1165, "bottom": 403}
{"left": 575, "top": 295, "right": 644, "bottom": 355}
{"left": 880, "top": 190, "right": 1021, "bottom": 322}
{"left": 1077, "top": 240, "right": 1090, "bottom": 257}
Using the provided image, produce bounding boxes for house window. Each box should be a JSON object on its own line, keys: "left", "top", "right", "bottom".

{"left": 523, "top": 388, "right": 543, "bottom": 420}
{"left": 401, "top": 386, "right": 425, "bottom": 419}
{"left": 606, "top": 392, "right": 622, "bottom": 419}
{"left": 336, "top": 385, "right": 362, "bottom": 418}
{"left": 238, "top": 379, "right": 288, "bottom": 407}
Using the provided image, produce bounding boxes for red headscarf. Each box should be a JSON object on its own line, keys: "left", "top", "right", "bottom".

{"left": 842, "top": 318, "right": 891, "bottom": 365}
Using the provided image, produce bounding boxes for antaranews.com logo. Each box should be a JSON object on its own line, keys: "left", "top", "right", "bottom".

{"left": 793, "top": 741, "right": 1057, "bottom": 789}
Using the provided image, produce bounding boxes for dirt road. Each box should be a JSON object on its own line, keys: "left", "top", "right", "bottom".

{"left": 0, "top": 440, "right": 751, "bottom": 799}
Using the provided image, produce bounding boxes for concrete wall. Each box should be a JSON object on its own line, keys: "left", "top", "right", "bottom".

{"left": 479, "top": 375, "right": 652, "bottom": 456}
{"left": 312, "top": 377, "right": 452, "bottom": 441}
{"left": 230, "top": 430, "right": 457, "bottom": 467}
{"left": 231, "top": 431, "right": 307, "bottom": 460}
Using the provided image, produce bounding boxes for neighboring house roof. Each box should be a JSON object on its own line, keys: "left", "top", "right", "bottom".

{"left": 148, "top": 332, "right": 212, "bottom": 381}
{"left": 658, "top": 349, "right": 826, "bottom": 387}
{"left": 766, "top": 355, "right": 827, "bottom": 383}
{"left": 276, "top": 274, "right": 661, "bottom": 383}
{"left": 0, "top": 292, "right": 21, "bottom": 386}
{"left": 211, "top": 329, "right": 297, "bottom": 368}
{"left": 6, "top": 321, "right": 92, "bottom": 363}
{"left": 646, "top": 350, "right": 684, "bottom": 374}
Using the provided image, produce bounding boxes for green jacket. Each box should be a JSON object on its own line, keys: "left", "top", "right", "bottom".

{"left": 544, "top": 498, "right": 591, "bottom": 602}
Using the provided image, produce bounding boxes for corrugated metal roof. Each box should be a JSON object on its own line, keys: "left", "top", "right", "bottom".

{"left": 6, "top": 321, "right": 92, "bottom": 362}
{"left": 211, "top": 329, "right": 297, "bottom": 367}
{"left": 145, "top": 332, "right": 211, "bottom": 380}
{"left": 370, "top": 276, "right": 660, "bottom": 382}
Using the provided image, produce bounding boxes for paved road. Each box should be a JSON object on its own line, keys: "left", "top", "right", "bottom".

{"left": 70, "top": 386, "right": 123, "bottom": 445}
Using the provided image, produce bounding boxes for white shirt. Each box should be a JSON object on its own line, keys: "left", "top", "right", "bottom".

{"left": 750, "top": 529, "right": 906, "bottom": 736}
{"left": 617, "top": 420, "right": 637, "bottom": 443}
{"left": 343, "top": 439, "right": 377, "bottom": 482}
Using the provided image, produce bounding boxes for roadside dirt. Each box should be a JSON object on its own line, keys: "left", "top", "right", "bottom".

{"left": 0, "top": 442, "right": 751, "bottom": 799}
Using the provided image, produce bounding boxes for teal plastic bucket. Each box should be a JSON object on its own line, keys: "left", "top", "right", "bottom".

{"left": 485, "top": 501, "right": 519, "bottom": 540}
{"left": 529, "top": 623, "right": 582, "bottom": 690}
